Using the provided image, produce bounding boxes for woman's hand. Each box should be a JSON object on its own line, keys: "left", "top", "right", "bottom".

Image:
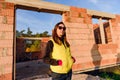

{"left": 57, "top": 60, "right": 62, "bottom": 66}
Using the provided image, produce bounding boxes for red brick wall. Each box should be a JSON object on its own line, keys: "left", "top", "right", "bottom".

{"left": 63, "top": 6, "right": 119, "bottom": 72}
{"left": 63, "top": 6, "right": 95, "bottom": 71}
{"left": 16, "top": 37, "right": 49, "bottom": 62}
{"left": 0, "top": 0, "right": 14, "bottom": 80}
{"left": 111, "top": 15, "right": 120, "bottom": 63}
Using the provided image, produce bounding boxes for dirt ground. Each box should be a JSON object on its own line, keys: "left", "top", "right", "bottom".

{"left": 16, "top": 60, "right": 106, "bottom": 80}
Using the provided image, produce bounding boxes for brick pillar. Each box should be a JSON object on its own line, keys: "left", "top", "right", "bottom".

{"left": 99, "top": 18, "right": 105, "bottom": 44}
{"left": 109, "top": 19, "right": 115, "bottom": 43}
{"left": 111, "top": 15, "right": 120, "bottom": 62}
{"left": 0, "top": 0, "right": 15, "bottom": 80}
{"left": 62, "top": 6, "right": 95, "bottom": 71}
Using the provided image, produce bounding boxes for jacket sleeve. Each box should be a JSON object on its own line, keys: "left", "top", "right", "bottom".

{"left": 43, "top": 40, "right": 58, "bottom": 65}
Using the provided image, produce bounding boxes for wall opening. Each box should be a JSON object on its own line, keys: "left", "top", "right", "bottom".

{"left": 92, "top": 18, "right": 112, "bottom": 44}
{"left": 92, "top": 18, "right": 101, "bottom": 44}
{"left": 15, "top": 8, "right": 62, "bottom": 79}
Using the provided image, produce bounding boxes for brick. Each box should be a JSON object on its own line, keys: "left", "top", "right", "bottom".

{"left": 67, "top": 28, "right": 90, "bottom": 34}
{"left": 65, "top": 22, "right": 89, "bottom": 28}
{"left": 80, "top": 13, "right": 88, "bottom": 18}
{"left": 98, "top": 49, "right": 113, "bottom": 55}
{"left": 113, "top": 26, "right": 120, "bottom": 31}
{"left": 0, "top": 9, "right": 14, "bottom": 16}
{"left": 79, "top": 8, "right": 87, "bottom": 13}
{"left": 70, "top": 11, "right": 80, "bottom": 17}
{"left": 70, "top": 48, "right": 91, "bottom": 57}
{"left": 4, "top": 63, "right": 12, "bottom": 74}
{"left": 0, "top": 16, "right": 9, "bottom": 24}
{"left": 101, "top": 58, "right": 116, "bottom": 66}
{"left": 72, "top": 64, "right": 78, "bottom": 71}
{"left": 0, "top": 73, "right": 12, "bottom": 80}
{"left": 72, "top": 64, "right": 83, "bottom": 71}
{"left": 70, "top": 7, "right": 83, "bottom": 17}
{"left": 0, "top": 16, "right": 3, "bottom": 23}
{"left": 5, "top": 2, "right": 14, "bottom": 9}
{"left": 69, "top": 17, "right": 84, "bottom": 23}
{"left": 98, "top": 44, "right": 118, "bottom": 49}
{"left": 7, "top": 16, "right": 14, "bottom": 24}
{"left": 70, "top": 7, "right": 79, "bottom": 12}
{"left": 2, "top": 16, "right": 7, "bottom": 24}
{"left": 102, "top": 54, "right": 116, "bottom": 60}
{"left": 75, "top": 57, "right": 93, "bottom": 63}
{"left": 0, "top": 2, "right": 6, "bottom": 9}
{"left": 0, "top": 64, "right": 5, "bottom": 75}
{"left": 84, "top": 18, "right": 92, "bottom": 24}
{"left": 81, "top": 62, "right": 94, "bottom": 69}
{"left": 70, "top": 6, "right": 87, "bottom": 13}
{"left": 0, "top": 40, "right": 13, "bottom": 47}
{"left": 7, "top": 48, "right": 13, "bottom": 56}
{"left": 0, "top": 0, "right": 5, "bottom": 2}
{"left": 0, "top": 48, "right": 8, "bottom": 57}
{"left": 62, "top": 12, "right": 70, "bottom": 22}
{"left": 0, "top": 56, "right": 13, "bottom": 65}
{"left": 0, "top": 24, "right": 13, "bottom": 31}
{"left": 0, "top": 31, "right": 13, "bottom": 39}
{"left": 0, "top": 64, "right": 12, "bottom": 75}
{"left": 0, "top": 3, "right": 2, "bottom": 8}
{"left": 86, "top": 62, "right": 95, "bottom": 68}
{"left": 92, "top": 61, "right": 101, "bottom": 67}
{"left": 67, "top": 33, "right": 89, "bottom": 40}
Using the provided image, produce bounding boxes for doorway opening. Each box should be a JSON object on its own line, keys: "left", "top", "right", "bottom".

{"left": 15, "top": 8, "right": 62, "bottom": 79}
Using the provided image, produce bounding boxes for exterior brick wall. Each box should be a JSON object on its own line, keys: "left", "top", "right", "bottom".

{"left": 63, "top": 6, "right": 120, "bottom": 72}
{"left": 0, "top": 0, "right": 14, "bottom": 80}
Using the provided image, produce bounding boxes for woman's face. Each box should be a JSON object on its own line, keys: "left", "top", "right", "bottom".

{"left": 56, "top": 24, "right": 66, "bottom": 38}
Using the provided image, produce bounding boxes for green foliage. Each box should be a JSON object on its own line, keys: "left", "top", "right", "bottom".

{"left": 98, "top": 66, "right": 120, "bottom": 80}
{"left": 26, "top": 40, "right": 41, "bottom": 52}
{"left": 16, "top": 30, "right": 25, "bottom": 37}
{"left": 99, "top": 72, "right": 120, "bottom": 80}
{"left": 33, "top": 40, "right": 40, "bottom": 48}
{"left": 16, "top": 27, "right": 51, "bottom": 37}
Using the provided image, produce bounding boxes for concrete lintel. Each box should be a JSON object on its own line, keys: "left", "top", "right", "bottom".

{"left": 87, "top": 9, "right": 115, "bottom": 19}
{"left": 5, "top": 0, "right": 70, "bottom": 14}
{"left": 5, "top": 0, "right": 116, "bottom": 18}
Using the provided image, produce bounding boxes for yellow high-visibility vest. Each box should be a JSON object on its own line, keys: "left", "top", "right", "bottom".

{"left": 50, "top": 39, "right": 73, "bottom": 73}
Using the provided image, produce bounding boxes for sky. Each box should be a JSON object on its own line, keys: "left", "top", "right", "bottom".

{"left": 16, "top": 0, "right": 120, "bottom": 35}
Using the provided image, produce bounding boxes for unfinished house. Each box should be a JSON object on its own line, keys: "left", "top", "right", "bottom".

{"left": 0, "top": 0, "right": 120, "bottom": 80}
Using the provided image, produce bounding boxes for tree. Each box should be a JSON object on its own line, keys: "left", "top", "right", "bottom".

{"left": 16, "top": 30, "right": 25, "bottom": 37}
{"left": 27, "top": 27, "right": 32, "bottom": 37}
{"left": 39, "top": 31, "right": 50, "bottom": 37}
{"left": 16, "top": 28, "right": 51, "bottom": 37}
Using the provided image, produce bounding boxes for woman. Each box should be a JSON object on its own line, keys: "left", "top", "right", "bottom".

{"left": 44, "top": 22, "right": 75, "bottom": 80}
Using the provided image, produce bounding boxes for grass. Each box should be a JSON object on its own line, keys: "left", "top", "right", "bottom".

{"left": 99, "top": 72, "right": 120, "bottom": 80}
{"left": 83, "top": 66, "right": 120, "bottom": 80}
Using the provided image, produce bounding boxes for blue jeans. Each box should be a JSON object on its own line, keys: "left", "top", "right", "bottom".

{"left": 51, "top": 70, "right": 72, "bottom": 80}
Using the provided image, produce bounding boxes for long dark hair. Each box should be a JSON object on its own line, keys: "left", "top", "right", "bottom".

{"left": 52, "top": 22, "right": 70, "bottom": 47}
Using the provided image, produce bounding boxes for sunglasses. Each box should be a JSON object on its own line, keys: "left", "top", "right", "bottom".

{"left": 58, "top": 26, "right": 66, "bottom": 31}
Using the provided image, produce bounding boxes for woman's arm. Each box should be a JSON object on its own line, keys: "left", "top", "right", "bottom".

{"left": 43, "top": 40, "right": 59, "bottom": 65}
